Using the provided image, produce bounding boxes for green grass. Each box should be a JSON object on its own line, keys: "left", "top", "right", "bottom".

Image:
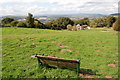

{"left": 2, "top": 27, "right": 118, "bottom": 78}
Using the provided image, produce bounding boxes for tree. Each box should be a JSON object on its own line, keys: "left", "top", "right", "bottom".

{"left": 17, "top": 22, "right": 27, "bottom": 27}
{"left": 73, "top": 17, "right": 90, "bottom": 25}
{"left": 25, "top": 13, "right": 34, "bottom": 28}
{"left": 82, "top": 17, "right": 90, "bottom": 25}
{"left": 10, "top": 21, "right": 19, "bottom": 27}
{"left": 1, "top": 17, "right": 14, "bottom": 24}
{"left": 113, "top": 18, "right": 120, "bottom": 31}
{"left": 45, "top": 17, "right": 74, "bottom": 30}
{"left": 106, "top": 16, "right": 116, "bottom": 27}
{"left": 90, "top": 17, "right": 107, "bottom": 27}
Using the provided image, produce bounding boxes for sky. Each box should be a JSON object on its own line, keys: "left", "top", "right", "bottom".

{"left": 0, "top": 0, "right": 119, "bottom": 16}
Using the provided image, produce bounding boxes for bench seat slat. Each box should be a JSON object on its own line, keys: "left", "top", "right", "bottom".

{"left": 40, "top": 58, "right": 77, "bottom": 68}
{"left": 37, "top": 56, "right": 78, "bottom": 63}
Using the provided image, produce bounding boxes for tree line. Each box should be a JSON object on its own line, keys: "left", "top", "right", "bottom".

{"left": 1, "top": 13, "right": 120, "bottom": 31}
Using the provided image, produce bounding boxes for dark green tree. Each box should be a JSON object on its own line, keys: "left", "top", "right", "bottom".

{"left": 113, "top": 18, "right": 120, "bottom": 31}
{"left": 73, "top": 17, "right": 90, "bottom": 25}
{"left": 1, "top": 17, "right": 14, "bottom": 24}
{"left": 45, "top": 17, "right": 74, "bottom": 30}
{"left": 106, "top": 16, "right": 116, "bottom": 27}
{"left": 90, "top": 17, "right": 107, "bottom": 27}
{"left": 25, "top": 13, "right": 34, "bottom": 28}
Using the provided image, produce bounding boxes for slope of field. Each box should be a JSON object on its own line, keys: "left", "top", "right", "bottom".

{"left": 2, "top": 27, "right": 118, "bottom": 78}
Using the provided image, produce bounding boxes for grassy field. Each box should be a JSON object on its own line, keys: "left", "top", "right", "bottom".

{"left": 2, "top": 27, "right": 118, "bottom": 78}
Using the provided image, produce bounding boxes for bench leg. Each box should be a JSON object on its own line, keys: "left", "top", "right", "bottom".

{"left": 77, "top": 59, "right": 80, "bottom": 77}
{"left": 37, "top": 57, "right": 43, "bottom": 73}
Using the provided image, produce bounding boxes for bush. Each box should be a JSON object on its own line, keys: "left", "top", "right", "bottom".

{"left": 67, "top": 24, "right": 73, "bottom": 31}
{"left": 72, "top": 26, "right": 77, "bottom": 31}
{"left": 34, "top": 19, "right": 45, "bottom": 29}
{"left": 44, "top": 21, "right": 52, "bottom": 29}
{"left": 113, "top": 18, "right": 120, "bottom": 31}
{"left": 2, "top": 24, "right": 11, "bottom": 27}
{"left": 10, "top": 21, "right": 19, "bottom": 27}
{"left": 17, "top": 22, "right": 27, "bottom": 27}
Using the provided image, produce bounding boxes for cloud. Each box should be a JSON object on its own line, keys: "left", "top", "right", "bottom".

{"left": 0, "top": 0, "right": 119, "bottom": 16}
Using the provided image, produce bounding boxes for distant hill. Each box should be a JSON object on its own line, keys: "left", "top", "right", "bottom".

{"left": 37, "top": 13, "right": 107, "bottom": 18}
{"left": 110, "top": 13, "right": 120, "bottom": 16}
{"left": 0, "top": 13, "right": 107, "bottom": 23}
{"left": 1, "top": 16, "right": 25, "bottom": 20}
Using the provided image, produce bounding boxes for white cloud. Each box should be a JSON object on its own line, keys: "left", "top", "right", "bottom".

{"left": 0, "top": 0, "right": 119, "bottom": 16}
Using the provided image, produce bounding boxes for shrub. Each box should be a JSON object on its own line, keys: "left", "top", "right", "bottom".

{"left": 2, "top": 24, "right": 11, "bottom": 27}
{"left": 67, "top": 24, "right": 73, "bottom": 31}
{"left": 17, "top": 22, "right": 27, "bottom": 27}
{"left": 10, "top": 21, "right": 19, "bottom": 27}
{"left": 113, "top": 18, "right": 120, "bottom": 31}
{"left": 44, "top": 21, "right": 52, "bottom": 29}
{"left": 72, "top": 26, "right": 77, "bottom": 31}
{"left": 34, "top": 19, "right": 45, "bottom": 29}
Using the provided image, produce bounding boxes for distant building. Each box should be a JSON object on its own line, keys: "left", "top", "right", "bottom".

{"left": 76, "top": 24, "right": 91, "bottom": 30}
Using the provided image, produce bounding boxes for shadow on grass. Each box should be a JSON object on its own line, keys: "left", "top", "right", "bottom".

{"left": 38, "top": 64, "right": 101, "bottom": 77}
{"left": 80, "top": 68, "right": 99, "bottom": 75}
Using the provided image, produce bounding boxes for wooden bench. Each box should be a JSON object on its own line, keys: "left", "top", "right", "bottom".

{"left": 32, "top": 54, "right": 80, "bottom": 75}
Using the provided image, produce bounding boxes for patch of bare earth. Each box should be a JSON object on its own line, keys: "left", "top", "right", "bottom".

{"left": 51, "top": 41, "right": 67, "bottom": 47}
{"left": 61, "top": 49, "right": 72, "bottom": 52}
{"left": 96, "top": 50, "right": 104, "bottom": 54}
{"left": 57, "top": 43, "right": 67, "bottom": 47}
{"left": 108, "top": 64, "right": 117, "bottom": 68}
{"left": 79, "top": 73, "right": 94, "bottom": 78}
{"left": 105, "top": 76, "right": 113, "bottom": 79}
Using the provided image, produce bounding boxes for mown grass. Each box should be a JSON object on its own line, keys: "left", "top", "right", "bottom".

{"left": 2, "top": 27, "right": 118, "bottom": 78}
